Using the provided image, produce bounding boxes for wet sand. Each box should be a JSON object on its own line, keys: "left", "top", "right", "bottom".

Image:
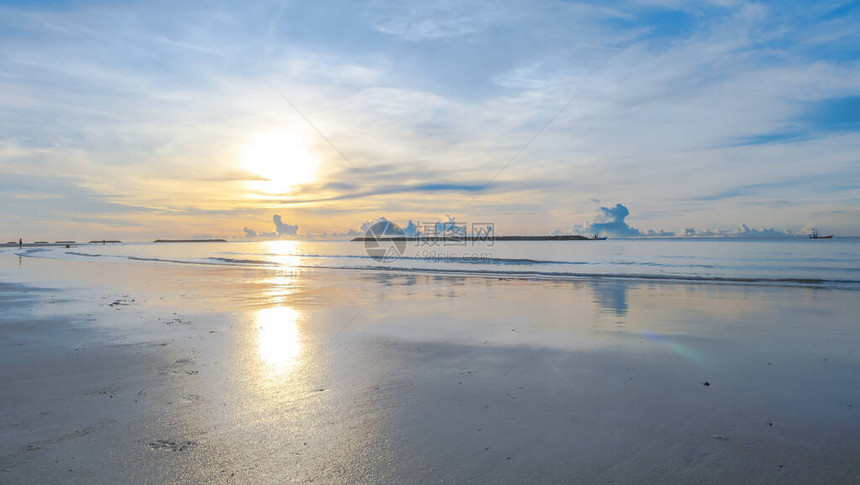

{"left": 1, "top": 253, "right": 859, "bottom": 483}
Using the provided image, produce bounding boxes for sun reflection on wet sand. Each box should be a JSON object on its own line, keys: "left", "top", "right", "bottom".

{"left": 260, "top": 272, "right": 299, "bottom": 305}
{"left": 255, "top": 306, "right": 302, "bottom": 377}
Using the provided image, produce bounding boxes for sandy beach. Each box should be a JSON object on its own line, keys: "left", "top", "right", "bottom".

{"left": 1, "top": 249, "right": 859, "bottom": 484}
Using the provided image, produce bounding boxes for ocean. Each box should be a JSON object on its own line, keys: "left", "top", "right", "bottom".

{"left": 12, "top": 237, "right": 860, "bottom": 289}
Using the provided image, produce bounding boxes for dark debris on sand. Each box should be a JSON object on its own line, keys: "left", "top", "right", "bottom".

{"left": 107, "top": 295, "right": 135, "bottom": 308}
{"left": 148, "top": 439, "right": 195, "bottom": 452}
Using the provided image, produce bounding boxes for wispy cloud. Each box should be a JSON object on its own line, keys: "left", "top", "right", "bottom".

{"left": 1, "top": 0, "right": 858, "bottom": 239}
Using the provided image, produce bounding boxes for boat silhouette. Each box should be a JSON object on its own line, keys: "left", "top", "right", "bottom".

{"left": 809, "top": 228, "right": 833, "bottom": 239}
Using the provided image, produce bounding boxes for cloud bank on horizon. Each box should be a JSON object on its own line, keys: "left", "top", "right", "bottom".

{"left": 240, "top": 205, "right": 798, "bottom": 240}
{"left": 578, "top": 203, "right": 798, "bottom": 238}
{"left": 243, "top": 214, "right": 299, "bottom": 239}
{"left": 576, "top": 203, "right": 673, "bottom": 237}
{"left": 0, "top": 0, "right": 858, "bottom": 240}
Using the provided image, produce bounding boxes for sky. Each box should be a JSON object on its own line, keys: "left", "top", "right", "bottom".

{"left": 1, "top": 0, "right": 859, "bottom": 240}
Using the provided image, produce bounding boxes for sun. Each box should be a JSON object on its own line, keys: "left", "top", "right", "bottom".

{"left": 243, "top": 131, "right": 319, "bottom": 194}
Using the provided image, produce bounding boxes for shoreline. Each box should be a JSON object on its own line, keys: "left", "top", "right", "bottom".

{"left": 13, "top": 247, "right": 860, "bottom": 291}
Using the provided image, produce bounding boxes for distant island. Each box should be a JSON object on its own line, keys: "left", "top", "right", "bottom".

{"left": 3, "top": 241, "right": 84, "bottom": 247}
{"left": 153, "top": 239, "right": 228, "bottom": 243}
{"left": 88, "top": 240, "right": 122, "bottom": 244}
{"left": 351, "top": 235, "right": 604, "bottom": 242}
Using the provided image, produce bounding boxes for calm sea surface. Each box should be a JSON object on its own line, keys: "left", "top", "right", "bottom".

{"left": 9, "top": 238, "right": 860, "bottom": 289}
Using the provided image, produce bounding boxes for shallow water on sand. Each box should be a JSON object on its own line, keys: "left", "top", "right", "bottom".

{"left": 1, "top": 251, "right": 859, "bottom": 483}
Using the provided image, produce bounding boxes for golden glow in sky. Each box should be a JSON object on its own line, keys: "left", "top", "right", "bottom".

{"left": 243, "top": 132, "right": 319, "bottom": 194}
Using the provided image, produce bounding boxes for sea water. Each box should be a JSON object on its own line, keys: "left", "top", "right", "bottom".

{"left": 9, "top": 238, "right": 860, "bottom": 289}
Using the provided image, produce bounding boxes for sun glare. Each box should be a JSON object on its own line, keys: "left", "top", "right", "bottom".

{"left": 256, "top": 306, "right": 302, "bottom": 377}
{"left": 243, "top": 132, "right": 319, "bottom": 194}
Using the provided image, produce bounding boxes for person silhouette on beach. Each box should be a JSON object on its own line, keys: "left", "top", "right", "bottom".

{"left": 18, "top": 238, "right": 22, "bottom": 249}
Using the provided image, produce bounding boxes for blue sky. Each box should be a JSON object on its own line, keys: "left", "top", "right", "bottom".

{"left": 1, "top": 0, "right": 858, "bottom": 239}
